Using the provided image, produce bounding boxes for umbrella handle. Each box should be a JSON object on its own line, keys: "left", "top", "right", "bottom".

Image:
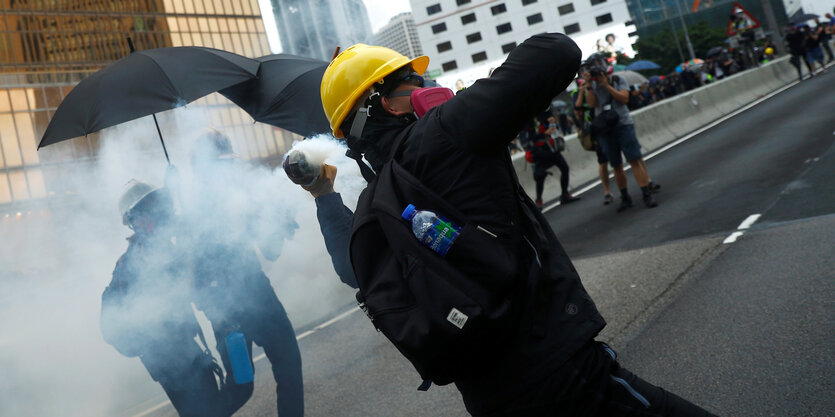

{"left": 152, "top": 113, "right": 171, "bottom": 165}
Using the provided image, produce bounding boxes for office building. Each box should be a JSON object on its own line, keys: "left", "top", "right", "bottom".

{"left": 373, "top": 12, "right": 424, "bottom": 59}
{"left": 267, "top": 0, "right": 373, "bottom": 61}
{"left": 0, "top": 0, "right": 295, "bottom": 209}
{"left": 409, "top": 0, "right": 636, "bottom": 85}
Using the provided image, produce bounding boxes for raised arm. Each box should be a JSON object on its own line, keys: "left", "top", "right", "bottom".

{"left": 438, "top": 33, "right": 581, "bottom": 153}
{"left": 315, "top": 192, "right": 358, "bottom": 288}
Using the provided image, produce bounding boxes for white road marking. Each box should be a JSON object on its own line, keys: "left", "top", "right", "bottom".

{"left": 737, "top": 214, "right": 762, "bottom": 230}
{"left": 723, "top": 213, "right": 762, "bottom": 244}
{"left": 723, "top": 231, "right": 745, "bottom": 244}
{"left": 131, "top": 306, "right": 359, "bottom": 417}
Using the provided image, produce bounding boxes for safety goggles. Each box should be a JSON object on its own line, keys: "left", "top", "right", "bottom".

{"left": 384, "top": 72, "right": 425, "bottom": 98}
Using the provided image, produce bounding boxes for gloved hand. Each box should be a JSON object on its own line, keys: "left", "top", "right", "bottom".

{"left": 303, "top": 164, "right": 337, "bottom": 198}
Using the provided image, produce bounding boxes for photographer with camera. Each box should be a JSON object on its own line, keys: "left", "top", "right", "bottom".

{"left": 583, "top": 54, "right": 659, "bottom": 212}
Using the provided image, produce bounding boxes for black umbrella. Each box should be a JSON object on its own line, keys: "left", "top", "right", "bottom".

{"left": 39, "top": 43, "right": 260, "bottom": 162}
{"left": 788, "top": 13, "right": 818, "bottom": 25}
{"left": 220, "top": 54, "right": 331, "bottom": 138}
{"left": 706, "top": 46, "right": 724, "bottom": 58}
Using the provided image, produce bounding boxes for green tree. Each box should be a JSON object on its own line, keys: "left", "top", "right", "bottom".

{"left": 633, "top": 20, "right": 727, "bottom": 74}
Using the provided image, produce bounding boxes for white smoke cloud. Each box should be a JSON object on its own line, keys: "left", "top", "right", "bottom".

{"left": 0, "top": 103, "right": 364, "bottom": 416}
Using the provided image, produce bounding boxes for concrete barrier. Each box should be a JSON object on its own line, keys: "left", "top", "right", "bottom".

{"left": 515, "top": 55, "right": 799, "bottom": 204}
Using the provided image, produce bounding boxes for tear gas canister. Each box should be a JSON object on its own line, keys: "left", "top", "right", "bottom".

{"left": 225, "top": 329, "right": 254, "bottom": 384}
{"left": 282, "top": 149, "right": 319, "bottom": 186}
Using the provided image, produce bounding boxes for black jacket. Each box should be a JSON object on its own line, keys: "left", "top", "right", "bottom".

{"left": 317, "top": 33, "right": 605, "bottom": 414}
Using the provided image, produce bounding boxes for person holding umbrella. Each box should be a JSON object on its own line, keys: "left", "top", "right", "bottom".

{"left": 186, "top": 129, "right": 304, "bottom": 417}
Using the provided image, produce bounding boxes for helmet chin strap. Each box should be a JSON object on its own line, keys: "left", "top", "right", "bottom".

{"left": 345, "top": 92, "right": 380, "bottom": 182}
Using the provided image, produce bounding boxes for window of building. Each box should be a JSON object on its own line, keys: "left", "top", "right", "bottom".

{"left": 491, "top": 3, "right": 507, "bottom": 14}
{"left": 564, "top": 23, "right": 580, "bottom": 34}
{"left": 427, "top": 3, "right": 442, "bottom": 15}
{"left": 558, "top": 3, "right": 575, "bottom": 15}
{"left": 496, "top": 22, "right": 512, "bottom": 34}
{"left": 527, "top": 13, "right": 543, "bottom": 25}
{"left": 442, "top": 60, "right": 458, "bottom": 71}
{"left": 456, "top": 0, "right": 472, "bottom": 5}
{"left": 596, "top": 13, "right": 613, "bottom": 25}
{"left": 432, "top": 22, "right": 447, "bottom": 33}
{"left": 461, "top": 13, "right": 476, "bottom": 25}
{"left": 590, "top": 0, "right": 606, "bottom": 5}
{"left": 437, "top": 41, "right": 452, "bottom": 52}
{"left": 472, "top": 51, "right": 488, "bottom": 63}
{"left": 466, "top": 32, "right": 482, "bottom": 43}
{"left": 522, "top": 0, "right": 537, "bottom": 5}
{"left": 501, "top": 42, "right": 517, "bottom": 53}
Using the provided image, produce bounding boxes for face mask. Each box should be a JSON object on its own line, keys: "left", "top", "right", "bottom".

{"left": 390, "top": 87, "right": 455, "bottom": 118}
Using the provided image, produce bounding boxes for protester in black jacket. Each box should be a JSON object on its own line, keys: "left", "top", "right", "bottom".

{"left": 101, "top": 181, "right": 224, "bottom": 417}
{"left": 521, "top": 113, "right": 580, "bottom": 208}
{"left": 295, "top": 34, "right": 715, "bottom": 416}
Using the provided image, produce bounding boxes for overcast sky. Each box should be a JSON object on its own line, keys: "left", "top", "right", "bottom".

{"left": 258, "top": 0, "right": 413, "bottom": 53}
{"left": 363, "top": 0, "right": 413, "bottom": 32}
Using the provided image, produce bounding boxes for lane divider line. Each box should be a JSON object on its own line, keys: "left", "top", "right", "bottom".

{"left": 543, "top": 77, "right": 801, "bottom": 214}
{"left": 131, "top": 306, "right": 360, "bottom": 417}
{"left": 738, "top": 214, "right": 762, "bottom": 230}
{"left": 723, "top": 231, "right": 745, "bottom": 244}
{"left": 723, "top": 213, "right": 762, "bottom": 244}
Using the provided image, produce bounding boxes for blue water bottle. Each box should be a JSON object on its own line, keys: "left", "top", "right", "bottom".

{"left": 401, "top": 204, "right": 461, "bottom": 256}
{"left": 225, "top": 326, "right": 254, "bottom": 384}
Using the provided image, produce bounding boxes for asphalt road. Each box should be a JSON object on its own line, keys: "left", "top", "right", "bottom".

{"left": 105, "top": 69, "right": 835, "bottom": 416}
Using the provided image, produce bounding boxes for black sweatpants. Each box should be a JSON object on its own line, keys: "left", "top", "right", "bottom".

{"left": 533, "top": 152, "right": 569, "bottom": 200}
{"left": 475, "top": 341, "right": 717, "bottom": 417}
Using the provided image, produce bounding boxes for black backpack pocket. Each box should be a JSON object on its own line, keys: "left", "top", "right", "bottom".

{"left": 350, "top": 161, "right": 518, "bottom": 385}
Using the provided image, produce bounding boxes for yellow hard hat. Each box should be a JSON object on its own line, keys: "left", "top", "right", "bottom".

{"left": 321, "top": 44, "right": 429, "bottom": 138}
{"left": 765, "top": 47, "right": 774, "bottom": 55}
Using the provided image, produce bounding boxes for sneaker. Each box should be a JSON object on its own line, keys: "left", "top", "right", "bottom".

{"left": 617, "top": 195, "right": 633, "bottom": 212}
{"left": 603, "top": 193, "right": 614, "bottom": 205}
{"left": 535, "top": 198, "right": 543, "bottom": 209}
{"left": 643, "top": 193, "right": 658, "bottom": 208}
{"left": 561, "top": 194, "right": 581, "bottom": 204}
{"left": 648, "top": 182, "right": 661, "bottom": 193}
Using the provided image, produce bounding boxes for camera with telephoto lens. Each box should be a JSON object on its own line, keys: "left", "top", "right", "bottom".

{"left": 589, "top": 66, "right": 607, "bottom": 78}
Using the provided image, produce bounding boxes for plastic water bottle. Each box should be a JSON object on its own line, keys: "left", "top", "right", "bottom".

{"left": 225, "top": 328, "right": 254, "bottom": 384}
{"left": 401, "top": 204, "right": 461, "bottom": 256}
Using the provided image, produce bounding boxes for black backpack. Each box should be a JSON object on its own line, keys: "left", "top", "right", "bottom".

{"left": 347, "top": 128, "right": 554, "bottom": 389}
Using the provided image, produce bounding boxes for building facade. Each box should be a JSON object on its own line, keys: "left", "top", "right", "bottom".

{"left": 373, "top": 12, "right": 424, "bottom": 59}
{"left": 0, "top": 0, "right": 296, "bottom": 210}
{"left": 267, "top": 0, "right": 373, "bottom": 61}
{"left": 409, "top": 0, "right": 636, "bottom": 84}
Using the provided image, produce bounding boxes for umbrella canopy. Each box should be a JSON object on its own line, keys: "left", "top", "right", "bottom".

{"left": 685, "top": 58, "right": 705, "bottom": 71}
{"left": 625, "top": 60, "right": 661, "bottom": 71}
{"left": 613, "top": 70, "right": 648, "bottom": 85}
{"left": 551, "top": 99, "right": 568, "bottom": 108}
{"left": 649, "top": 75, "right": 662, "bottom": 84}
{"left": 39, "top": 47, "right": 260, "bottom": 149}
{"left": 706, "top": 46, "right": 724, "bottom": 58}
{"left": 220, "top": 54, "right": 331, "bottom": 138}
{"left": 788, "top": 13, "right": 818, "bottom": 25}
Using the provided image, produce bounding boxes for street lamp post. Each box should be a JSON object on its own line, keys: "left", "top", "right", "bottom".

{"left": 672, "top": 0, "right": 696, "bottom": 60}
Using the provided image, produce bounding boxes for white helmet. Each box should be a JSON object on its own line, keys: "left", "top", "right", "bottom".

{"left": 118, "top": 180, "right": 155, "bottom": 226}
